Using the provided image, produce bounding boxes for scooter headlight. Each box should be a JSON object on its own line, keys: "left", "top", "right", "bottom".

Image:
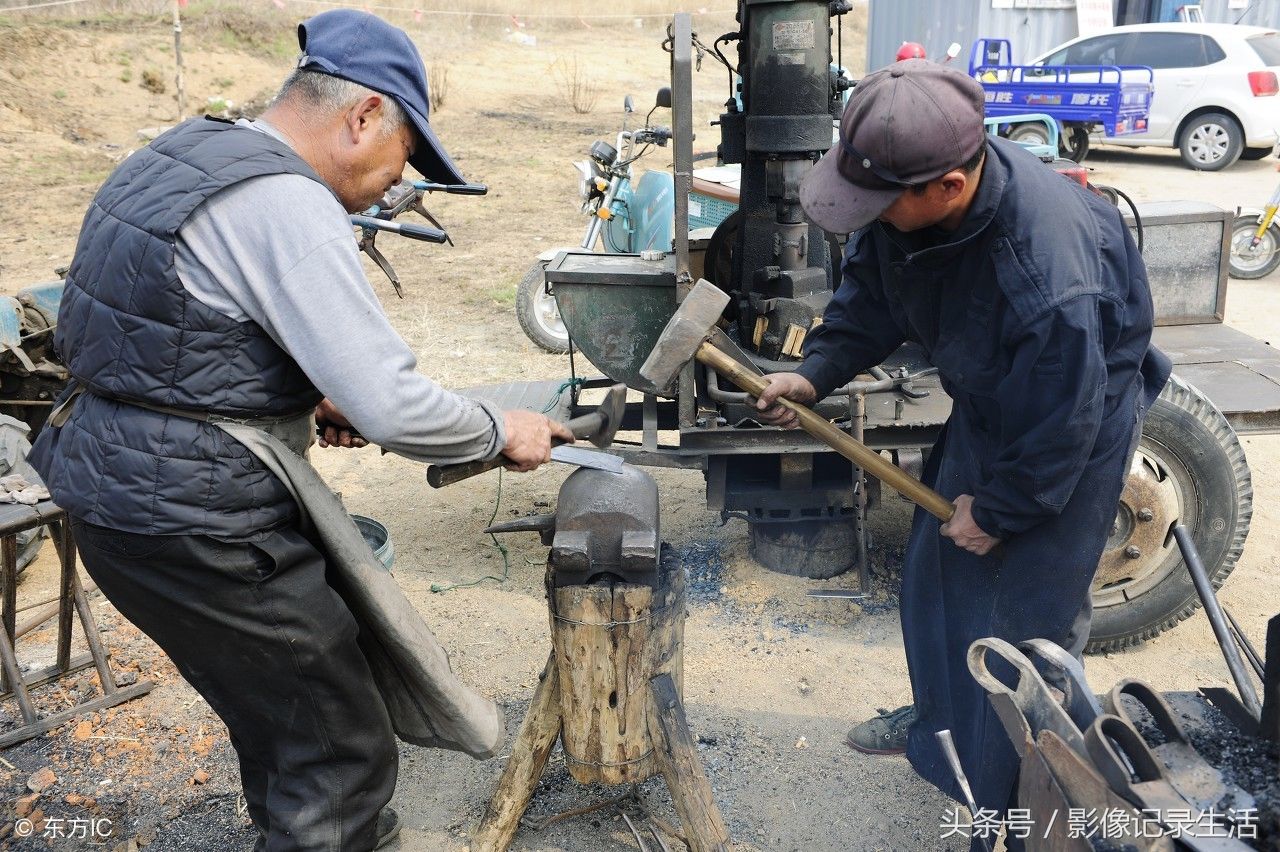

{"left": 573, "top": 160, "right": 595, "bottom": 202}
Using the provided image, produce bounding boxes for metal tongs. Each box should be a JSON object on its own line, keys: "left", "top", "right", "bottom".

{"left": 351, "top": 179, "right": 488, "bottom": 297}
{"left": 1083, "top": 714, "right": 1253, "bottom": 851}
{"left": 1106, "top": 679, "right": 1255, "bottom": 817}
{"left": 969, "top": 638, "right": 1256, "bottom": 850}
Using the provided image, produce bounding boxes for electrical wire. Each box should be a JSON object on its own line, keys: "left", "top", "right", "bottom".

{"left": 431, "top": 379, "right": 577, "bottom": 593}
{"left": 428, "top": 466, "right": 512, "bottom": 593}
{"left": 1111, "top": 185, "right": 1144, "bottom": 254}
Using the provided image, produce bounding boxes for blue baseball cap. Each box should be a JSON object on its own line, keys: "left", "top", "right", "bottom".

{"left": 297, "top": 9, "right": 467, "bottom": 185}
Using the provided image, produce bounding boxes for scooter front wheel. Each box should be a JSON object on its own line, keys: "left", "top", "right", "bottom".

{"left": 516, "top": 259, "right": 571, "bottom": 354}
{"left": 1228, "top": 214, "right": 1280, "bottom": 280}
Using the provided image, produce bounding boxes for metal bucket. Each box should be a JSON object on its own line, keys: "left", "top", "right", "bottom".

{"left": 544, "top": 251, "right": 678, "bottom": 395}
{"left": 351, "top": 514, "right": 394, "bottom": 571}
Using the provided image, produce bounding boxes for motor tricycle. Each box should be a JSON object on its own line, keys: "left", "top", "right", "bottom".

{"left": 498, "top": 7, "right": 1280, "bottom": 657}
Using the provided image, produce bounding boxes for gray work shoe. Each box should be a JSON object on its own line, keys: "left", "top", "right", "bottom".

{"left": 846, "top": 705, "right": 916, "bottom": 755}
{"left": 375, "top": 806, "right": 402, "bottom": 849}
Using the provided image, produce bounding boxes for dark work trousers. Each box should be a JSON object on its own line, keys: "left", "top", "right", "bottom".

{"left": 899, "top": 407, "right": 1141, "bottom": 852}
{"left": 70, "top": 518, "right": 398, "bottom": 852}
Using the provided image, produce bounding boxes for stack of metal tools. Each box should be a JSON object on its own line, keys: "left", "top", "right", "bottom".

{"left": 955, "top": 531, "right": 1280, "bottom": 852}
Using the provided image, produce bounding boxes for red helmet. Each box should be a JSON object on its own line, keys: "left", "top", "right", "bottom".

{"left": 896, "top": 41, "right": 927, "bottom": 61}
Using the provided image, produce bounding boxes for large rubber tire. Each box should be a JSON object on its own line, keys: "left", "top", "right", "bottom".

{"left": 1060, "top": 126, "right": 1090, "bottom": 163}
{"left": 515, "top": 260, "right": 570, "bottom": 354}
{"left": 1178, "top": 112, "right": 1244, "bottom": 171}
{"left": 1229, "top": 214, "right": 1280, "bottom": 279}
{"left": 1086, "top": 375, "right": 1251, "bottom": 653}
{"left": 1241, "top": 146, "right": 1273, "bottom": 161}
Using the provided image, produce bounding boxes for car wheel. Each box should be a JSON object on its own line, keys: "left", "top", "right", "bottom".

{"left": 1241, "top": 146, "right": 1273, "bottom": 161}
{"left": 1178, "top": 112, "right": 1244, "bottom": 171}
{"left": 515, "top": 260, "right": 570, "bottom": 354}
{"left": 1086, "top": 375, "right": 1251, "bottom": 653}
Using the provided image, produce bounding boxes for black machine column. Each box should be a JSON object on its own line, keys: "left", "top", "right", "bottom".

{"left": 710, "top": 0, "right": 861, "bottom": 579}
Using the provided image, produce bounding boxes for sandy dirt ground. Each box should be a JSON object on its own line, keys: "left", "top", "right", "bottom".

{"left": 0, "top": 6, "right": 1277, "bottom": 851}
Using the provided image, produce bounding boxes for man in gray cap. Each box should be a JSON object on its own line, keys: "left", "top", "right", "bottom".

{"left": 755, "top": 60, "right": 1170, "bottom": 843}
{"left": 31, "top": 9, "right": 571, "bottom": 850}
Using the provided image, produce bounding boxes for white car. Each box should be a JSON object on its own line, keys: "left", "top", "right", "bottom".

{"left": 1034, "top": 23, "right": 1280, "bottom": 170}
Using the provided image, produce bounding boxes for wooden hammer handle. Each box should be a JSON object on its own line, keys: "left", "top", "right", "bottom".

{"left": 696, "top": 342, "right": 955, "bottom": 523}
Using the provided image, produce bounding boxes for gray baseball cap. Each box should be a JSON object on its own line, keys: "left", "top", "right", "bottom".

{"left": 800, "top": 59, "right": 986, "bottom": 234}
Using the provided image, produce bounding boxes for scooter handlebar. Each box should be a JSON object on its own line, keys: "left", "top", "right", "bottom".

{"left": 414, "top": 181, "right": 489, "bottom": 196}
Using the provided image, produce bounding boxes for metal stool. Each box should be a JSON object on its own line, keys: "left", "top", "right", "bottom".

{"left": 0, "top": 501, "right": 152, "bottom": 748}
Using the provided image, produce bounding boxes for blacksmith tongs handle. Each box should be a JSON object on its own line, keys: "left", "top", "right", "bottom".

{"left": 1106, "top": 679, "right": 1255, "bottom": 816}
{"left": 966, "top": 637, "right": 1088, "bottom": 758}
{"left": 1018, "top": 638, "right": 1103, "bottom": 731}
{"left": 1084, "top": 715, "right": 1253, "bottom": 852}
{"left": 1083, "top": 714, "right": 1173, "bottom": 802}
{"left": 424, "top": 411, "right": 604, "bottom": 488}
{"left": 1104, "top": 679, "right": 1191, "bottom": 746}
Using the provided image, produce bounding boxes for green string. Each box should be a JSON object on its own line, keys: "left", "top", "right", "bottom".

{"left": 541, "top": 377, "right": 584, "bottom": 413}
{"left": 429, "top": 467, "right": 511, "bottom": 593}
{"left": 430, "top": 379, "right": 578, "bottom": 594}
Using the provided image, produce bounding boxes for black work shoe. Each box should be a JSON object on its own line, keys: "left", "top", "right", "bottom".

{"left": 846, "top": 705, "right": 917, "bottom": 755}
{"left": 374, "top": 806, "right": 402, "bottom": 850}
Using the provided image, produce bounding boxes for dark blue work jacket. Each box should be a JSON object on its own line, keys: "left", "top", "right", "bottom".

{"left": 797, "top": 136, "right": 1171, "bottom": 541}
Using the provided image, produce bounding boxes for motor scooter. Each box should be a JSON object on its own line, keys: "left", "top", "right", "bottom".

{"left": 1229, "top": 180, "right": 1280, "bottom": 279}
{"left": 517, "top": 90, "right": 678, "bottom": 353}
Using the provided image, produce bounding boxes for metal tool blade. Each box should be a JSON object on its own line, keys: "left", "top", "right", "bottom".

{"left": 935, "top": 729, "right": 993, "bottom": 852}
{"left": 550, "top": 444, "right": 625, "bottom": 473}
{"left": 707, "top": 327, "right": 765, "bottom": 377}
{"left": 805, "top": 589, "right": 867, "bottom": 599}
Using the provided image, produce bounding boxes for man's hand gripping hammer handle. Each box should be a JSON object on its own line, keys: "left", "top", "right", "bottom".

{"left": 698, "top": 344, "right": 956, "bottom": 523}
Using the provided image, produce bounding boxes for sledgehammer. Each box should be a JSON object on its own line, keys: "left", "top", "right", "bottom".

{"left": 639, "top": 279, "right": 956, "bottom": 523}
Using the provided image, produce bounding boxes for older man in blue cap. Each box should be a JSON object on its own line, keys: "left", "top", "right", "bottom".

{"left": 755, "top": 60, "right": 1171, "bottom": 847}
{"left": 31, "top": 10, "right": 571, "bottom": 851}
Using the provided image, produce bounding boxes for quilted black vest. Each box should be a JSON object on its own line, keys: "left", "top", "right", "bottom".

{"left": 32, "top": 118, "right": 329, "bottom": 536}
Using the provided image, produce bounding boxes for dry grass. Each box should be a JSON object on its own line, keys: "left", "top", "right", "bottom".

{"left": 427, "top": 63, "right": 448, "bottom": 112}
{"left": 551, "top": 55, "right": 599, "bottom": 114}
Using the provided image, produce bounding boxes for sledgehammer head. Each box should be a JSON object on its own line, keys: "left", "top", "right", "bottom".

{"left": 639, "top": 279, "right": 731, "bottom": 392}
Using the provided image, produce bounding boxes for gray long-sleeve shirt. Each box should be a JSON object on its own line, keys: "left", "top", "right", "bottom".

{"left": 174, "top": 119, "right": 505, "bottom": 465}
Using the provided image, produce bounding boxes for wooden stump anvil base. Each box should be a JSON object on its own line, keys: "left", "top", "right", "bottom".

{"left": 471, "top": 551, "right": 729, "bottom": 852}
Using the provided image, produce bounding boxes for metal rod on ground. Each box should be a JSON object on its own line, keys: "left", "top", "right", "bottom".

{"left": 1173, "top": 524, "right": 1262, "bottom": 720}
{"left": 935, "top": 729, "right": 993, "bottom": 852}
{"left": 647, "top": 822, "right": 673, "bottom": 852}
{"left": 1223, "top": 605, "right": 1266, "bottom": 681}
{"left": 621, "top": 813, "right": 651, "bottom": 852}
